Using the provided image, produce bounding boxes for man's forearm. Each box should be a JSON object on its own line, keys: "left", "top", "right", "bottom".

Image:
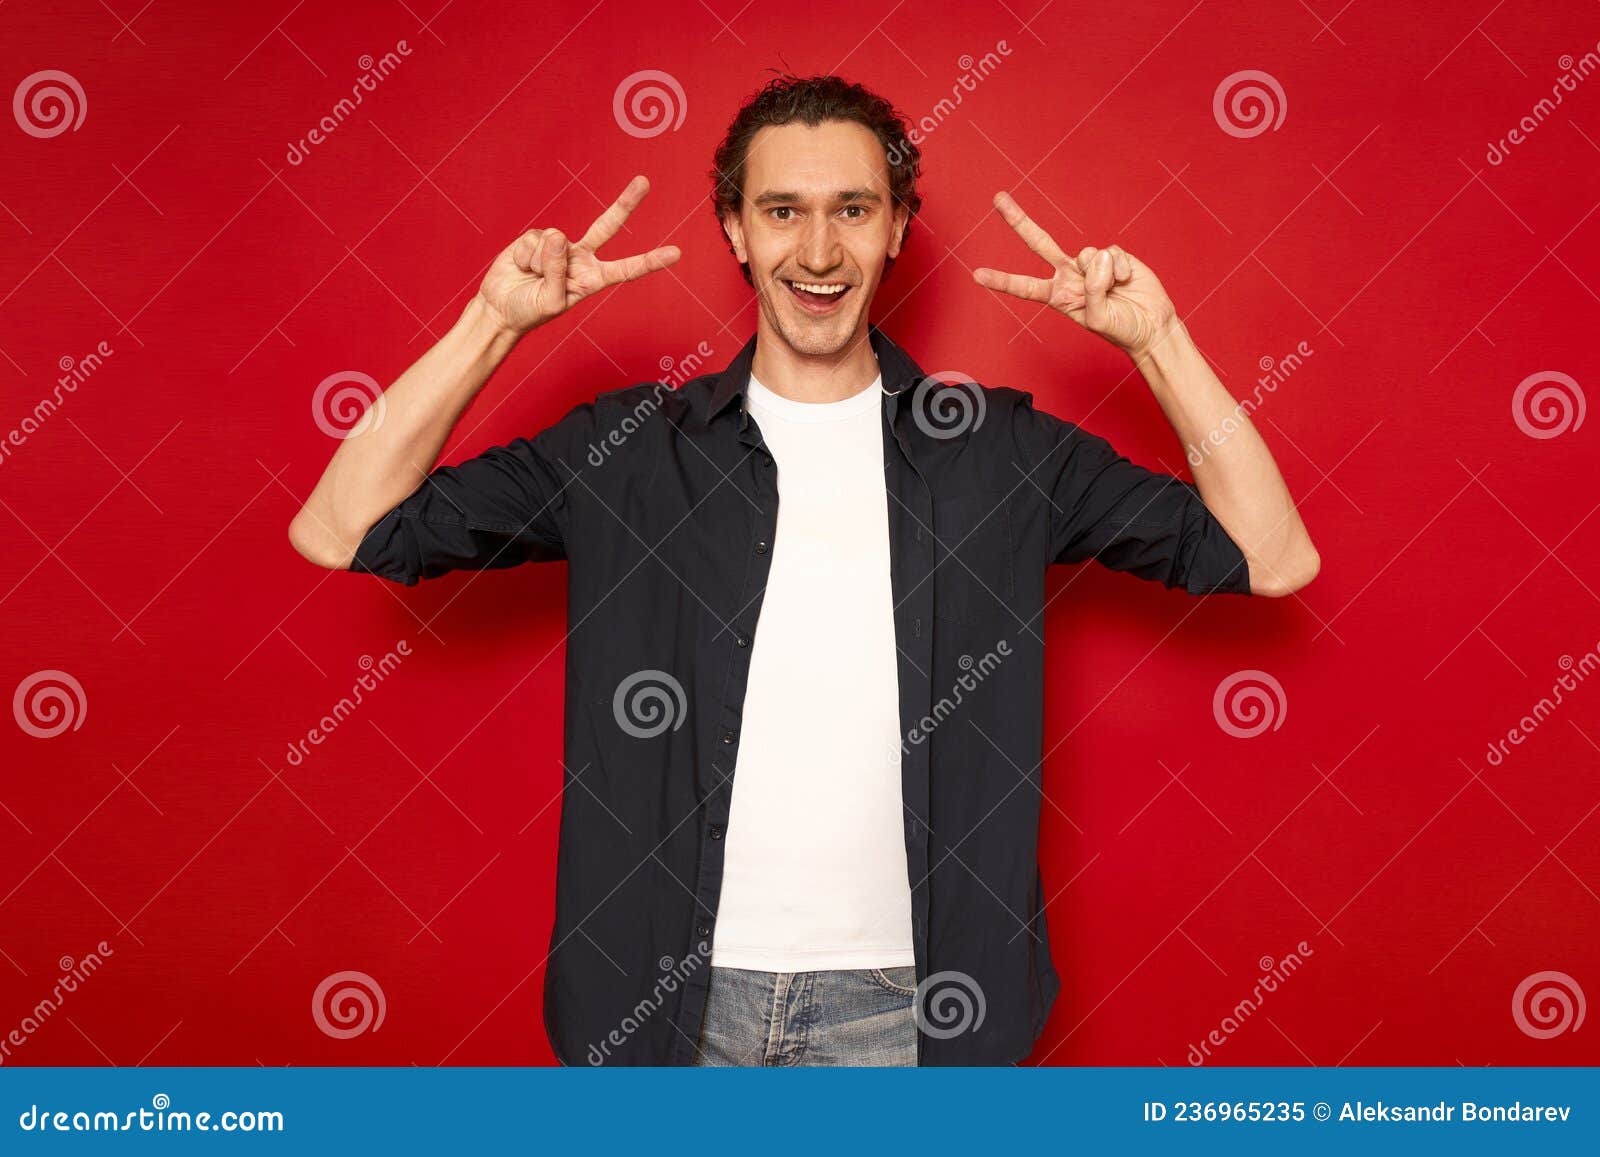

{"left": 288, "top": 294, "right": 521, "bottom": 569}
{"left": 1133, "top": 320, "right": 1319, "bottom": 597}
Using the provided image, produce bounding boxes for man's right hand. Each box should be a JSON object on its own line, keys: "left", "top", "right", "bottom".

{"left": 290, "top": 176, "right": 679, "bottom": 571}
{"left": 476, "top": 174, "right": 682, "bottom": 336}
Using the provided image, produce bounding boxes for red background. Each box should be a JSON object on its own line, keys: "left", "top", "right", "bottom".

{"left": 2, "top": 0, "right": 1597, "bottom": 1067}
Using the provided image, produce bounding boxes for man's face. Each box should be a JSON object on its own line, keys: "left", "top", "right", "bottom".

{"left": 722, "top": 119, "right": 909, "bottom": 358}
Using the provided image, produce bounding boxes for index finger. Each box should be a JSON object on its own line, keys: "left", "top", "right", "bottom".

{"left": 992, "top": 191, "right": 1069, "bottom": 268}
{"left": 578, "top": 174, "right": 652, "bottom": 252}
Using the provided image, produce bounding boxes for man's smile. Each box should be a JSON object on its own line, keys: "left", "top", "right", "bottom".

{"left": 783, "top": 277, "right": 855, "bottom": 315}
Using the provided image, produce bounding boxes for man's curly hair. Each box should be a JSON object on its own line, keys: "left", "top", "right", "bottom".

{"left": 709, "top": 74, "right": 923, "bottom": 287}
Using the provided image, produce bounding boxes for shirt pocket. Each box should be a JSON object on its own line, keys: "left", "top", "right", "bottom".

{"left": 932, "top": 493, "right": 1015, "bottom": 628}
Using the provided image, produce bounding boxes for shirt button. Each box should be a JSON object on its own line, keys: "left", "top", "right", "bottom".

{"left": 755, "top": 541, "right": 769, "bottom": 554}
{"left": 697, "top": 922, "right": 712, "bottom": 937}
{"left": 709, "top": 825, "right": 724, "bottom": 840}
{"left": 722, "top": 731, "right": 736, "bottom": 745}
{"left": 735, "top": 634, "right": 749, "bottom": 648}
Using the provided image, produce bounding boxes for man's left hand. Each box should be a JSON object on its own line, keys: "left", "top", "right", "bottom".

{"left": 972, "top": 191, "right": 1178, "bottom": 358}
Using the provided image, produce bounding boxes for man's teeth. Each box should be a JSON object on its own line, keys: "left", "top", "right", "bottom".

{"left": 788, "top": 281, "right": 848, "bottom": 295}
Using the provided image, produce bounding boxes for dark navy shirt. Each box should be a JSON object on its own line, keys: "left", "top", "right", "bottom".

{"left": 351, "top": 323, "right": 1252, "bottom": 1065}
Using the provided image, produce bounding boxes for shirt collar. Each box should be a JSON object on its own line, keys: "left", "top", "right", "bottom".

{"left": 707, "top": 322, "right": 925, "bottom": 418}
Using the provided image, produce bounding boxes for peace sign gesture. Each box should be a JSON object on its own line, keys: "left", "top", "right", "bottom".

{"left": 972, "top": 191, "right": 1178, "bottom": 356}
{"left": 478, "top": 175, "right": 682, "bottom": 336}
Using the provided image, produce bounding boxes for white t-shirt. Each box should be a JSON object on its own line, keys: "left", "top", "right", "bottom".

{"left": 709, "top": 368, "right": 915, "bottom": 972}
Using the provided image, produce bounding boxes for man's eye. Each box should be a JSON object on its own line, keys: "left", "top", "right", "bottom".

{"left": 842, "top": 205, "right": 866, "bottom": 219}
{"left": 770, "top": 207, "right": 794, "bottom": 221}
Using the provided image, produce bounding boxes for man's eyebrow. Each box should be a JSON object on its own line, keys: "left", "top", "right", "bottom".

{"left": 749, "top": 188, "right": 885, "bottom": 207}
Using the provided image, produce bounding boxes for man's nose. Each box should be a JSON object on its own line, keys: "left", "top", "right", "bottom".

{"left": 796, "top": 221, "right": 843, "bottom": 274}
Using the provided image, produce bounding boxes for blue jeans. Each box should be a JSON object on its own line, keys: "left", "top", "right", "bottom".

{"left": 691, "top": 965, "right": 919, "bottom": 1066}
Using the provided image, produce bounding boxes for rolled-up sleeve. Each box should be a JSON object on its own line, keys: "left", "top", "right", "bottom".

{"left": 1013, "top": 393, "right": 1251, "bottom": 596}
{"left": 350, "top": 402, "right": 592, "bottom": 586}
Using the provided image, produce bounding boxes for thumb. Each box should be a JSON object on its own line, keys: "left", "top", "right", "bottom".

{"left": 1083, "top": 248, "right": 1114, "bottom": 330}
{"left": 540, "top": 230, "right": 569, "bottom": 307}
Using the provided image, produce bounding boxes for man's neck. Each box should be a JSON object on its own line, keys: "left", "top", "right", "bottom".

{"left": 750, "top": 317, "right": 880, "bottom": 403}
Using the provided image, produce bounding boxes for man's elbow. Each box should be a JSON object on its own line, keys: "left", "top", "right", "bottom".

{"left": 288, "top": 508, "right": 357, "bottom": 571}
{"left": 1250, "top": 546, "right": 1320, "bottom": 598}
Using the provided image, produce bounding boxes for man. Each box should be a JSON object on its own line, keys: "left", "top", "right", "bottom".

{"left": 289, "top": 75, "right": 1318, "bottom": 1067}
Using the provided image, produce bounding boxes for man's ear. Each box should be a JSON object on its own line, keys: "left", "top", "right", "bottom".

{"left": 887, "top": 204, "right": 909, "bottom": 260}
{"left": 721, "top": 210, "right": 747, "bottom": 263}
